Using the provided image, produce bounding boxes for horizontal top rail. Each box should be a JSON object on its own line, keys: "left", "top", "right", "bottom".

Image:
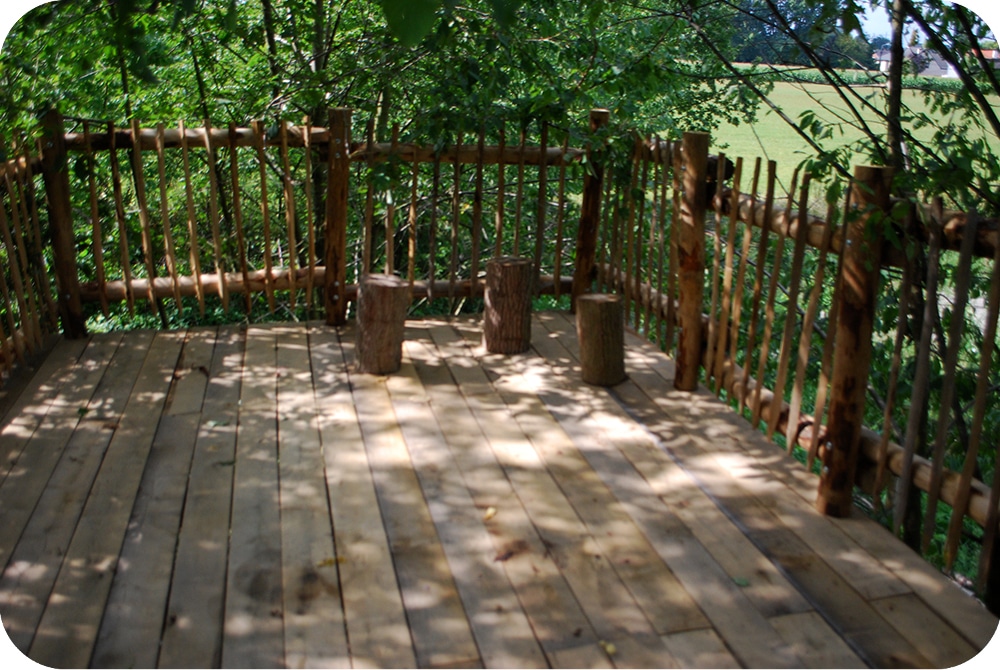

{"left": 717, "top": 185, "right": 1000, "bottom": 264}
{"left": 61, "top": 124, "right": 588, "bottom": 166}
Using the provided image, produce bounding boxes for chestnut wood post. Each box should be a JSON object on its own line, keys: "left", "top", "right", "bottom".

{"left": 325, "top": 108, "right": 352, "bottom": 325}
{"left": 356, "top": 273, "right": 411, "bottom": 374}
{"left": 571, "top": 109, "right": 610, "bottom": 312}
{"left": 674, "top": 131, "right": 709, "bottom": 391}
{"left": 483, "top": 256, "right": 533, "bottom": 354}
{"left": 576, "top": 293, "right": 626, "bottom": 386}
{"left": 816, "top": 165, "right": 892, "bottom": 517}
{"left": 39, "top": 108, "right": 87, "bottom": 339}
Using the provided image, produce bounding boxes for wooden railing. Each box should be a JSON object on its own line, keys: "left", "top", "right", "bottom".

{"left": 0, "top": 149, "right": 59, "bottom": 373}
{"left": 2, "top": 108, "right": 999, "bottom": 611}
{"left": 590, "top": 127, "right": 1000, "bottom": 609}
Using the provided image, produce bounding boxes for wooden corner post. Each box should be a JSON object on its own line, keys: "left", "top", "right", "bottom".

{"left": 674, "top": 131, "right": 709, "bottom": 391}
{"left": 816, "top": 164, "right": 892, "bottom": 517}
{"left": 571, "top": 108, "right": 610, "bottom": 312}
{"left": 39, "top": 108, "right": 87, "bottom": 339}
{"left": 325, "top": 107, "right": 352, "bottom": 325}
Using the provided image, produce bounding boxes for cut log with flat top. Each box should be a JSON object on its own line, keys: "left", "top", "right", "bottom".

{"left": 483, "top": 257, "right": 533, "bottom": 354}
{"left": 576, "top": 293, "right": 626, "bottom": 386}
{"left": 356, "top": 274, "right": 410, "bottom": 374}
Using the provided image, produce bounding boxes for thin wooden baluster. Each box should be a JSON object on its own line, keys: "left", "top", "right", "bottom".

{"left": 407, "top": 159, "right": 419, "bottom": 288}
{"left": 872, "top": 211, "right": 915, "bottom": 507}
{"left": 363, "top": 118, "right": 376, "bottom": 275}
{"left": 727, "top": 157, "right": 762, "bottom": 392}
{"left": 595, "top": 178, "right": 614, "bottom": 293}
{"left": 0, "top": 198, "right": 34, "bottom": 352}
{"left": 129, "top": 119, "right": 160, "bottom": 316}
{"left": 554, "top": 131, "right": 570, "bottom": 300}
{"left": 665, "top": 141, "right": 682, "bottom": 351}
{"left": 895, "top": 200, "right": 943, "bottom": 534}
{"left": 253, "top": 120, "right": 276, "bottom": 313}
{"left": 809, "top": 190, "right": 852, "bottom": 471}
{"left": 3, "top": 172, "right": 41, "bottom": 347}
{"left": 83, "top": 122, "right": 109, "bottom": 315}
{"left": 635, "top": 138, "right": 651, "bottom": 329}
{"left": 155, "top": 123, "right": 183, "bottom": 312}
{"left": 301, "top": 118, "right": 317, "bottom": 311}
{"left": 514, "top": 127, "right": 526, "bottom": 256}
{"left": 741, "top": 161, "right": 778, "bottom": 417}
{"left": 203, "top": 118, "right": 229, "bottom": 311}
{"left": 20, "top": 142, "right": 58, "bottom": 328}
{"left": 623, "top": 136, "right": 641, "bottom": 325}
{"left": 449, "top": 131, "right": 463, "bottom": 307}
{"left": 229, "top": 122, "right": 252, "bottom": 313}
{"left": 533, "top": 121, "right": 549, "bottom": 294}
{"left": 653, "top": 139, "right": 668, "bottom": 345}
{"left": 713, "top": 157, "right": 743, "bottom": 394}
{"left": 923, "top": 212, "right": 979, "bottom": 552}
{"left": 385, "top": 123, "right": 400, "bottom": 276}
{"left": 0, "top": 238, "right": 23, "bottom": 358}
{"left": 471, "top": 125, "right": 485, "bottom": 296}
{"left": 179, "top": 120, "right": 205, "bottom": 315}
{"left": 494, "top": 125, "right": 506, "bottom": 257}
{"left": 767, "top": 173, "right": 812, "bottom": 441}
{"left": 706, "top": 152, "right": 728, "bottom": 387}
{"left": 750, "top": 167, "right": 799, "bottom": 428}
{"left": 787, "top": 184, "right": 840, "bottom": 453}
{"left": 279, "top": 120, "right": 298, "bottom": 310}
{"left": 643, "top": 138, "right": 657, "bottom": 334}
{"left": 429, "top": 156, "right": 441, "bottom": 302}
{"left": 108, "top": 122, "right": 135, "bottom": 315}
{"left": 947, "top": 212, "right": 1000, "bottom": 570}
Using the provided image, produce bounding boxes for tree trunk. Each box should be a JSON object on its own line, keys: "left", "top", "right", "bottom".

{"left": 483, "top": 256, "right": 533, "bottom": 354}
{"left": 355, "top": 274, "right": 410, "bottom": 374}
{"left": 576, "top": 293, "right": 626, "bottom": 386}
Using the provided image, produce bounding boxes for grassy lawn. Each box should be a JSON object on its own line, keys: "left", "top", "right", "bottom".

{"left": 709, "top": 80, "right": 1000, "bottom": 196}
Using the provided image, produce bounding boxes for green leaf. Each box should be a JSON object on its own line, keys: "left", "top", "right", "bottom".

{"left": 380, "top": 0, "right": 442, "bottom": 48}
{"left": 487, "top": 0, "right": 525, "bottom": 28}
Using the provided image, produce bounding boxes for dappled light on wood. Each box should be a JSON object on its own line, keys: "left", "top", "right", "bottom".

{"left": 1, "top": 314, "right": 995, "bottom": 667}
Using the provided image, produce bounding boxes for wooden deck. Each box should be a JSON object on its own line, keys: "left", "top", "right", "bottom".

{"left": 0, "top": 312, "right": 996, "bottom": 669}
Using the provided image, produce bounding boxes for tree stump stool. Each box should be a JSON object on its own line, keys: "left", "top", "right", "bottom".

{"left": 576, "top": 293, "right": 626, "bottom": 386}
{"left": 356, "top": 273, "right": 411, "bottom": 374}
{"left": 483, "top": 256, "right": 534, "bottom": 354}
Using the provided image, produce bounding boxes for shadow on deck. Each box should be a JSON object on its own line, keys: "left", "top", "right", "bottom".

{"left": 0, "top": 312, "right": 996, "bottom": 668}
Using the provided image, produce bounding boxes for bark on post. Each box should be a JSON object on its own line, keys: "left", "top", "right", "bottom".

{"left": 571, "top": 109, "right": 610, "bottom": 312}
{"left": 576, "top": 293, "right": 626, "bottom": 386}
{"left": 816, "top": 165, "right": 892, "bottom": 517}
{"left": 325, "top": 107, "right": 352, "bottom": 325}
{"left": 39, "top": 108, "right": 87, "bottom": 339}
{"left": 675, "top": 131, "right": 709, "bottom": 391}
{"left": 483, "top": 256, "right": 533, "bottom": 354}
{"left": 355, "top": 273, "right": 410, "bottom": 374}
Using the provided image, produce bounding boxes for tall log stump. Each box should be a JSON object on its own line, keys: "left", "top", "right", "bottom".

{"left": 483, "top": 257, "right": 534, "bottom": 354}
{"left": 576, "top": 293, "right": 626, "bottom": 386}
{"left": 356, "top": 274, "right": 411, "bottom": 374}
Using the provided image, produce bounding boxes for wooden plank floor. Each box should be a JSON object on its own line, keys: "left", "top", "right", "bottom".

{"left": 0, "top": 313, "right": 996, "bottom": 668}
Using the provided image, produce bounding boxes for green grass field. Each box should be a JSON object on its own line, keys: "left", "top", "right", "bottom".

{"left": 708, "top": 80, "right": 1000, "bottom": 195}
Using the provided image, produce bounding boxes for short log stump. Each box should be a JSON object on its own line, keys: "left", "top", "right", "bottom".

{"left": 576, "top": 293, "right": 626, "bottom": 386}
{"left": 356, "top": 273, "right": 411, "bottom": 374}
{"left": 483, "top": 256, "right": 534, "bottom": 354}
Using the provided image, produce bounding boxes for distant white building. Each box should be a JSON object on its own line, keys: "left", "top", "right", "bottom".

{"left": 872, "top": 46, "right": 960, "bottom": 78}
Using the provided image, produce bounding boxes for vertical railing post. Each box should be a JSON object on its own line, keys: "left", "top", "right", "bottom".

{"left": 571, "top": 108, "right": 610, "bottom": 312}
{"left": 325, "top": 107, "right": 352, "bottom": 326}
{"left": 674, "top": 131, "right": 709, "bottom": 391}
{"left": 39, "top": 107, "right": 87, "bottom": 339}
{"left": 816, "top": 164, "right": 892, "bottom": 517}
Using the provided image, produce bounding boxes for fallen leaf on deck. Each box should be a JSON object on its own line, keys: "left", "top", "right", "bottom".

{"left": 599, "top": 640, "right": 616, "bottom": 656}
{"left": 483, "top": 506, "right": 497, "bottom": 520}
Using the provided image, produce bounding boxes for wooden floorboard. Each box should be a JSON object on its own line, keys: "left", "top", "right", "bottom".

{"left": 1, "top": 314, "right": 996, "bottom": 669}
